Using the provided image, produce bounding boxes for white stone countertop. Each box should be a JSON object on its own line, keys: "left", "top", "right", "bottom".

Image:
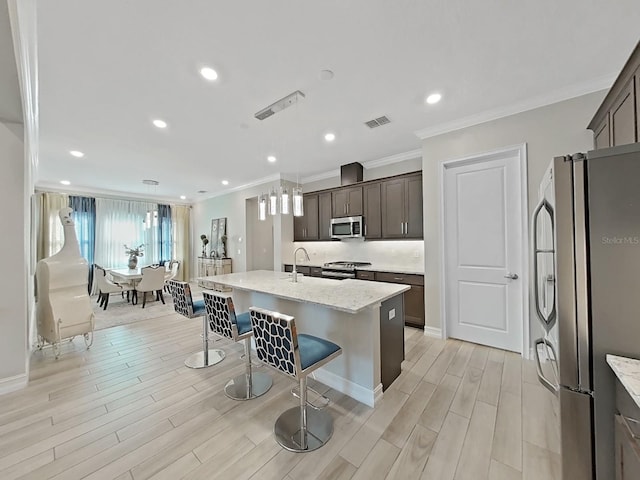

{"left": 283, "top": 263, "right": 425, "bottom": 276}
{"left": 199, "top": 270, "right": 410, "bottom": 314}
{"left": 357, "top": 264, "right": 424, "bottom": 275}
{"left": 607, "top": 354, "right": 640, "bottom": 409}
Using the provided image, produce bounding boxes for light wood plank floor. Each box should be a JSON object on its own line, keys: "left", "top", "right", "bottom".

{"left": 0, "top": 313, "right": 561, "bottom": 480}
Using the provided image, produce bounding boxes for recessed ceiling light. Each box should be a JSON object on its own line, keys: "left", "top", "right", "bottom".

{"left": 324, "top": 132, "right": 336, "bottom": 142}
{"left": 267, "top": 155, "right": 277, "bottom": 163}
{"left": 60, "top": 180, "right": 71, "bottom": 185}
{"left": 152, "top": 119, "right": 168, "bottom": 129}
{"left": 69, "top": 150, "right": 84, "bottom": 158}
{"left": 222, "top": 180, "right": 229, "bottom": 186}
{"left": 426, "top": 93, "right": 442, "bottom": 105}
{"left": 200, "top": 67, "right": 218, "bottom": 81}
{"left": 180, "top": 195, "right": 186, "bottom": 200}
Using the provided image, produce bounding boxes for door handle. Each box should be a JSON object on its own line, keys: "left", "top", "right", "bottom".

{"left": 504, "top": 273, "right": 519, "bottom": 280}
{"left": 533, "top": 338, "right": 559, "bottom": 394}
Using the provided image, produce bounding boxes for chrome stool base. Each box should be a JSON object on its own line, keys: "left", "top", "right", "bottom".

{"left": 184, "top": 349, "right": 225, "bottom": 369}
{"left": 274, "top": 407, "right": 334, "bottom": 452}
{"left": 224, "top": 371, "right": 272, "bottom": 400}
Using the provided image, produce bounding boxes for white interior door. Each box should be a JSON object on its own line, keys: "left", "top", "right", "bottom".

{"left": 444, "top": 152, "right": 524, "bottom": 352}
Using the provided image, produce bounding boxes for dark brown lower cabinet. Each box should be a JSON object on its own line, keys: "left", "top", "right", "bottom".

{"left": 615, "top": 415, "right": 640, "bottom": 479}
{"left": 379, "top": 294, "right": 404, "bottom": 390}
{"left": 374, "top": 272, "right": 425, "bottom": 329}
{"left": 615, "top": 378, "right": 640, "bottom": 479}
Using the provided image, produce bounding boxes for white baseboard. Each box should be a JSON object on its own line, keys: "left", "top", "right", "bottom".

{"left": 0, "top": 373, "right": 27, "bottom": 396}
{"left": 423, "top": 326, "right": 443, "bottom": 339}
{"left": 313, "top": 368, "right": 381, "bottom": 408}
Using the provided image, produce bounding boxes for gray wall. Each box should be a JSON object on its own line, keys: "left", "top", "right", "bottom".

{"left": 421, "top": 90, "right": 606, "bottom": 342}
{"left": 192, "top": 179, "right": 295, "bottom": 276}
{"left": 0, "top": 121, "right": 27, "bottom": 384}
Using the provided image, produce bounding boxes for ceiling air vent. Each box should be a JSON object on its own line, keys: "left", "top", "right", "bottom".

{"left": 364, "top": 116, "right": 391, "bottom": 129}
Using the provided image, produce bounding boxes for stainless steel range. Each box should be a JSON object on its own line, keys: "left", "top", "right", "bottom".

{"left": 321, "top": 261, "right": 372, "bottom": 279}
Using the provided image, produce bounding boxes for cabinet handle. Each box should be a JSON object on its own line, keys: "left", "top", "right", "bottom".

{"left": 364, "top": 224, "right": 367, "bottom": 236}
{"left": 405, "top": 222, "right": 408, "bottom": 235}
{"left": 394, "top": 277, "right": 404, "bottom": 281}
{"left": 400, "top": 222, "right": 403, "bottom": 234}
{"left": 347, "top": 203, "right": 349, "bottom": 214}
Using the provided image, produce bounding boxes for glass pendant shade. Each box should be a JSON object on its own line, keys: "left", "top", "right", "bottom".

{"left": 293, "top": 186, "right": 304, "bottom": 217}
{"left": 258, "top": 194, "right": 267, "bottom": 221}
{"left": 269, "top": 188, "right": 278, "bottom": 216}
{"left": 280, "top": 186, "right": 290, "bottom": 215}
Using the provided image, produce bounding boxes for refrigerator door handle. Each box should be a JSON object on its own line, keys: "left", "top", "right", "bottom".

{"left": 532, "top": 198, "right": 557, "bottom": 331}
{"left": 534, "top": 338, "right": 559, "bottom": 394}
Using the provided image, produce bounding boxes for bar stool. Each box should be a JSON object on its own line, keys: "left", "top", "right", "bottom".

{"left": 203, "top": 291, "right": 272, "bottom": 400}
{"left": 249, "top": 306, "right": 342, "bottom": 452}
{"left": 169, "top": 280, "right": 225, "bottom": 369}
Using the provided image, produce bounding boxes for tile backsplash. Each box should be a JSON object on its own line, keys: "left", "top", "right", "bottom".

{"left": 286, "top": 240, "right": 424, "bottom": 271}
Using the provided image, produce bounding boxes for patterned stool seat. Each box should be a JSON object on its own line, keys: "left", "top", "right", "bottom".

{"left": 170, "top": 281, "right": 225, "bottom": 369}
{"left": 203, "top": 292, "right": 272, "bottom": 400}
{"left": 250, "top": 307, "right": 342, "bottom": 452}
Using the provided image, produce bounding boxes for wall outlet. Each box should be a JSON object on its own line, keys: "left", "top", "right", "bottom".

{"left": 389, "top": 308, "right": 396, "bottom": 320}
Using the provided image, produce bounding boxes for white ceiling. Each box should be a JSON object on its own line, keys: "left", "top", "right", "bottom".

{"left": 37, "top": 0, "right": 640, "bottom": 201}
{"left": 0, "top": 0, "right": 22, "bottom": 124}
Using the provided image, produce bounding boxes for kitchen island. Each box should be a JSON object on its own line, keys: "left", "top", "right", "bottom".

{"left": 198, "top": 270, "right": 409, "bottom": 406}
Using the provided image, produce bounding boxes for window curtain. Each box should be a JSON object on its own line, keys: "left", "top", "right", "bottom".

{"left": 69, "top": 196, "right": 96, "bottom": 292}
{"left": 94, "top": 198, "right": 160, "bottom": 271}
{"left": 158, "top": 204, "right": 172, "bottom": 263}
{"left": 36, "top": 192, "right": 69, "bottom": 261}
{"left": 171, "top": 205, "right": 191, "bottom": 281}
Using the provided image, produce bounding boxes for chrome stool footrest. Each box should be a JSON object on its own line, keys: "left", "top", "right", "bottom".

{"left": 274, "top": 406, "right": 334, "bottom": 453}
{"left": 225, "top": 371, "right": 272, "bottom": 400}
{"left": 184, "top": 349, "right": 225, "bottom": 369}
{"left": 290, "top": 385, "right": 331, "bottom": 410}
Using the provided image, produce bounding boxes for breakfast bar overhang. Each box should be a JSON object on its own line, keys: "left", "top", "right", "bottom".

{"left": 198, "top": 270, "right": 410, "bottom": 407}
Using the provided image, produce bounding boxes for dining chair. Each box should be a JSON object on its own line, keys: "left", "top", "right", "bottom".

{"left": 94, "top": 265, "right": 133, "bottom": 310}
{"left": 164, "top": 260, "right": 180, "bottom": 292}
{"left": 135, "top": 266, "right": 166, "bottom": 308}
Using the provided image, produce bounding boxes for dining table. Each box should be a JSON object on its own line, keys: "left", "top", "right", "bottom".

{"left": 108, "top": 267, "right": 145, "bottom": 304}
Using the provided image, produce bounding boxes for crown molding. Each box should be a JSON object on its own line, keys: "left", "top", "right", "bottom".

{"left": 194, "top": 173, "right": 283, "bottom": 203}
{"left": 300, "top": 148, "right": 423, "bottom": 185}
{"left": 300, "top": 168, "right": 340, "bottom": 184}
{"left": 415, "top": 73, "right": 615, "bottom": 140}
{"left": 35, "top": 181, "right": 190, "bottom": 205}
{"left": 361, "top": 148, "right": 422, "bottom": 169}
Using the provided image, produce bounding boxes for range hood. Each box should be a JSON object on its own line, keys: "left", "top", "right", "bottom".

{"left": 340, "top": 162, "right": 363, "bottom": 185}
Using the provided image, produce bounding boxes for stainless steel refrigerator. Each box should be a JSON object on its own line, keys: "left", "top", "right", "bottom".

{"left": 532, "top": 142, "right": 640, "bottom": 480}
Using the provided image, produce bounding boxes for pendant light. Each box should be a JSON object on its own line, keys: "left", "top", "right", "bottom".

{"left": 280, "top": 185, "right": 290, "bottom": 215}
{"left": 293, "top": 186, "right": 303, "bottom": 217}
{"left": 258, "top": 194, "right": 267, "bottom": 221}
{"left": 269, "top": 187, "right": 278, "bottom": 216}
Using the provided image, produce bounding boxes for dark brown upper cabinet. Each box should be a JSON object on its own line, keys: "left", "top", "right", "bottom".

{"left": 363, "top": 182, "right": 382, "bottom": 239}
{"left": 332, "top": 186, "right": 363, "bottom": 218}
{"left": 589, "top": 41, "right": 640, "bottom": 149}
{"left": 381, "top": 174, "right": 423, "bottom": 239}
{"left": 610, "top": 81, "right": 637, "bottom": 147}
{"left": 294, "top": 171, "right": 423, "bottom": 241}
{"left": 318, "top": 192, "right": 332, "bottom": 240}
{"left": 293, "top": 193, "right": 319, "bottom": 241}
{"left": 594, "top": 113, "right": 611, "bottom": 150}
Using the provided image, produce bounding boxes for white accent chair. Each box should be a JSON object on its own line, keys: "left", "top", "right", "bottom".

{"left": 164, "top": 260, "right": 180, "bottom": 292}
{"left": 95, "top": 265, "right": 133, "bottom": 310}
{"left": 135, "top": 265, "right": 166, "bottom": 308}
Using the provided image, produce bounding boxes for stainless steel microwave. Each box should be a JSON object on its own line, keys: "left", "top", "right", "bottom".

{"left": 330, "top": 216, "right": 363, "bottom": 239}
